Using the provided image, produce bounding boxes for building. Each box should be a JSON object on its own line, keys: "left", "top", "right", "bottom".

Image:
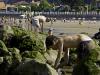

{"left": 96, "top": 0, "right": 100, "bottom": 8}
{"left": 0, "top": 0, "right": 6, "bottom": 9}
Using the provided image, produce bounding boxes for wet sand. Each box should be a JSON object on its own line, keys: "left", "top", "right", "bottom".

{"left": 44, "top": 20, "right": 100, "bottom": 37}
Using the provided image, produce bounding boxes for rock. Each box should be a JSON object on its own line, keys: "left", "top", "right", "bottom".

{"left": 0, "top": 57, "right": 3, "bottom": 64}
{"left": 22, "top": 49, "right": 58, "bottom": 67}
{"left": 72, "top": 47, "right": 100, "bottom": 75}
{"left": 8, "top": 48, "right": 22, "bottom": 63}
{"left": 0, "top": 25, "right": 14, "bottom": 39}
{"left": 0, "top": 25, "right": 14, "bottom": 47}
{"left": 44, "top": 50, "right": 58, "bottom": 66}
{"left": 13, "top": 60, "right": 58, "bottom": 75}
{"left": 10, "top": 27, "right": 46, "bottom": 52}
{"left": 0, "top": 40, "right": 9, "bottom": 56}
{"left": 22, "top": 51, "right": 46, "bottom": 63}
{"left": 6, "top": 48, "right": 22, "bottom": 75}
{"left": 3, "top": 25, "right": 14, "bottom": 34}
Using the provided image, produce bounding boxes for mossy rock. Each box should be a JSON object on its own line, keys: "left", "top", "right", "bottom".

{"left": 0, "top": 25, "right": 14, "bottom": 38}
{"left": 12, "top": 60, "right": 58, "bottom": 75}
{"left": 12, "top": 26, "right": 27, "bottom": 36}
{"left": 72, "top": 46, "right": 100, "bottom": 75}
{"left": 0, "top": 40, "right": 9, "bottom": 56}
{"left": 3, "top": 25, "right": 14, "bottom": 34}
{"left": 0, "top": 25, "right": 14, "bottom": 45}
{"left": 0, "top": 57, "right": 3, "bottom": 64}
{"left": 22, "top": 50, "right": 58, "bottom": 66}
{"left": 44, "top": 50, "right": 58, "bottom": 66}
{"left": 22, "top": 51, "right": 46, "bottom": 63}
{"left": 8, "top": 48, "right": 22, "bottom": 63}
{"left": 10, "top": 27, "right": 46, "bottom": 52}
{"left": 4, "top": 55, "right": 12, "bottom": 65}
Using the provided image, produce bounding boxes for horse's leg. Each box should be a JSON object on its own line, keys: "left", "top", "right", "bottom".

{"left": 57, "top": 48, "right": 70, "bottom": 68}
{"left": 38, "top": 22, "right": 41, "bottom": 32}
{"left": 41, "top": 22, "right": 43, "bottom": 32}
{"left": 63, "top": 48, "right": 70, "bottom": 64}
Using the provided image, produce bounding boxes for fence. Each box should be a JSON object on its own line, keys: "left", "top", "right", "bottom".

{"left": 0, "top": 11, "right": 100, "bottom": 20}
{"left": 31, "top": 11, "right": 100, "bottom": 20}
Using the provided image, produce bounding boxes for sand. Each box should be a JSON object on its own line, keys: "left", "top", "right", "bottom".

{"left": 44, "top": 20, "right": 100, "bottom": 37}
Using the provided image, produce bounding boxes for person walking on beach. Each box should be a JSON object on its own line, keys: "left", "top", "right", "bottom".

{"left": 79, "top": 20, "right": 82, "bottom": 25}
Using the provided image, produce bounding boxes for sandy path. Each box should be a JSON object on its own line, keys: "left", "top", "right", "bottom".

{"left": 44, "top": 20, "right": 100, "bottom": 37}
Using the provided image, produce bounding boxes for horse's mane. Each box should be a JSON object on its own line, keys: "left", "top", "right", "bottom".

{"left": 45, "top": 35, "right": 58, "bottom": 47}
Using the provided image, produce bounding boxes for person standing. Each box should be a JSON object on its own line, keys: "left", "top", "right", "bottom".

{"left": 48, "top": 28, "right": 53, "bottom": 36}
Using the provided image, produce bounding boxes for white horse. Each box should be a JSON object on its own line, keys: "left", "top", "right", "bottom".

{"left": 32, "top": 15, "right": 50, "bottom": 32}
{"left": 45, "top": 34, "right": 95, "bottom": 69}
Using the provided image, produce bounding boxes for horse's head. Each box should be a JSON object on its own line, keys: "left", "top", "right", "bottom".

{"left": 45, "top": 35, "right": 58, "bottom": 49}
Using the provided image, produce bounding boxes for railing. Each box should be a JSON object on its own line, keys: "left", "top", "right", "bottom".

{"left": 0, "top": 11, "right": 100, "bottom": 15}
{"left": 0, "top": 11, "right": 100, "bottom": 19}
{"left": 31, "top": 11, "right": 100, "bottom": 15}
{"left": 31, "top": 11, "right": 100, "bottom": 20}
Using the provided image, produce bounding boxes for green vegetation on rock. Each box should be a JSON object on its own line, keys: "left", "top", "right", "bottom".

{"left": 8, "top": 48, "right": 22, "bottom": 63}
{"left": 72, "top": 44, "right": 100, "bottom": 75}
{"left": 13, "top": 60, "right": 58, "bottom": 75}
{"left": 0, "top": 40, "right": 9, "bottom": 56}
{"left": 10, "top": 27, "right": 46, "bottom": 52}
{"left": 22, "top": 51, "right": 46, "bottom": 63}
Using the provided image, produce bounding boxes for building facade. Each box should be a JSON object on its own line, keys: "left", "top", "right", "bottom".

{"left": 0, "top": 0, "right": 6, "bottom": 9}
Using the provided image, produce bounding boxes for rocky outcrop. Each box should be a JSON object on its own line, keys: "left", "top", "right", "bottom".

{"left": 72, "top": 46, "right": 100, "bottom": 75}
{"left": 12, "top": 59, "right": 58, "bottom": 75}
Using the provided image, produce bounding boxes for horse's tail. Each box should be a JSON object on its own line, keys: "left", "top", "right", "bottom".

{"left": 77, "top": 40, "right": 95, "bottom": 61}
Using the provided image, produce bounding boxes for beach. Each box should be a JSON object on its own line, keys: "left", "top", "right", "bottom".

{"left": 44, "top": 20, "right": 100, "bottom": 37}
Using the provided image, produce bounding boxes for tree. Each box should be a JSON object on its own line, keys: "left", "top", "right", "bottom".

{"left": 60, "top": 0, "right": 84, "bottom": 9}
{"left": 17, "top": 5, "right": 30, "bottom": 12}
{"left": 31, "top": 3, "right": 39, "bottom": 11}
{"left": 39, "top": 0, "right": 53, "bottom": 11}
{"left": 91, "top": 0, "right": 96, "bottom": 10}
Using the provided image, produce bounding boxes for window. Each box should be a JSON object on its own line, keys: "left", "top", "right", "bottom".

{"left": 7, "top": 7, "right": 17, "bottom": 12}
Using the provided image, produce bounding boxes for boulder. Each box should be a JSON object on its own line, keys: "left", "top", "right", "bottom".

{"left": 0, "top": 40, "right": 9, "bottom": 56}
{"left": 44, "top": 50, "right": 58, "bottom": 66}
{"left": 8, "top": 48, "right": 22, "bottom": 63}
{"left": 0, "top": 57, "right": 3, "bottom": 64}
{"left": 22, "top": 51, "right": 46, "bottom": 63}
{"left": 10, "top": 27, "right": 46, "bottom": 52}
{"left": 0, "top": 25, "right": 14, "bottom": 47}
{"left": 72, "top": 47, "right": 100, "bottom": 75}
{"left": 13, "top": 60, "right": 58, "bottom": 75}
{"left": 0, "top": 25, "right": 14, "bottom": 39}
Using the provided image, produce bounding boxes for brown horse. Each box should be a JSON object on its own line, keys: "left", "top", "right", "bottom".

{"left": 45, "top": 34, "right": 95, "bottom": 69}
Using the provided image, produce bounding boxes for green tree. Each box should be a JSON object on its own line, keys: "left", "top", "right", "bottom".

{"left": 60, "top": 0, "right": 84, "bottom": 9}
{"left": 31, "top": 3, "right": 39, "bottom": 11}
{"left": 91, "top": 0, "right": 96, "bottom": 10}
{"left": 17, "top": 5, "right": 30, "bottom": 12}
{"left": 39, "top": 0, "right": 52, "bottom": 11}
